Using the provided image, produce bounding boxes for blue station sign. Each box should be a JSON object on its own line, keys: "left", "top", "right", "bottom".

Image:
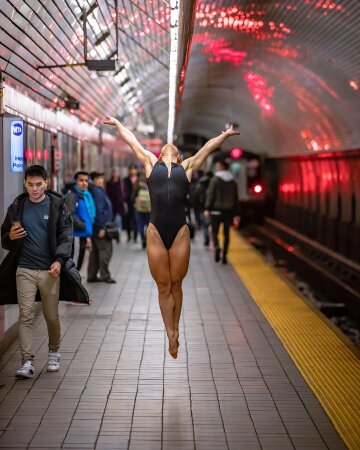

{"left": 10, "top": 119, "right": 24, "bottom": 172}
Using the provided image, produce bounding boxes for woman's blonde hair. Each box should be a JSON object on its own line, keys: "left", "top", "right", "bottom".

{"left": 159, "top": 144, "right": 183, "bottom": 164}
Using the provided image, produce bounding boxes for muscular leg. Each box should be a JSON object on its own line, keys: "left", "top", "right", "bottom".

{"left": 146, "top": 224, "right": 177, "bottom": 358}
{"left": 169, "top": 225, "right": 190, "bottom": 350}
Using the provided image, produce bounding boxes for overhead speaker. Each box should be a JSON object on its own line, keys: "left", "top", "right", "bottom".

{"left": 86, "top": 60, "right": 116, "bottom": 71}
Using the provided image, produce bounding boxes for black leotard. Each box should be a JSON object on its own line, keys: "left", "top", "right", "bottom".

{"left": 147, "top": 160, "right": 189, "bottom": 250}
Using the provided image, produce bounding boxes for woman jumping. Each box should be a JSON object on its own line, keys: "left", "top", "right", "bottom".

{"left": 104, "top": 117, "right": 239, "bottom": 358}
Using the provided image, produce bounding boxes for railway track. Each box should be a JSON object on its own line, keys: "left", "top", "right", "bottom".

{"left": 242, "top": 218, "right": 360, "bottom": 326}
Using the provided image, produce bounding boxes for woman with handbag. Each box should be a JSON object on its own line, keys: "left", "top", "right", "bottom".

{"left": 104, "top": 117, "right": 239, "bottom": 357}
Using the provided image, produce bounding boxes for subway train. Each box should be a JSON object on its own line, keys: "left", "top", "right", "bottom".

{"left": 19, "top": 119, "right": 131, "bottom": 193}
{"left": 264, "top": 150, "right": 360, "bottom": 263}
{"left": 210, "top": 147, "right": 360, "bottom": 264}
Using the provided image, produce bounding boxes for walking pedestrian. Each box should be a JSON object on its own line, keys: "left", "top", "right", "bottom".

{"left": 0, "top": 165, "right": 89, "bottom": 379}
{"left": 204, "top": 161, "right": 240, "bottom": 264}
{"left": 65, "top": 171, "right": 95, "bottom": 270}
{"left": 106, "top": 168, "right": 126, "bottom": 242}
{"left": 133, "top": 172, "right": 151, "bottom": 248}
{"left": 123, "top": 165, "right": 138, "bottom": 242}
{"left": 88, "top": 171, "right": 116, "bottom": 283}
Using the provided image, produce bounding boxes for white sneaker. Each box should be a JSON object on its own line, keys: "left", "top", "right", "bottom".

{"left": 15, "top": 360, "right": 35, "bottom": 379}
{"left": 47, "top": 351, "right": 60, "bottom": 372}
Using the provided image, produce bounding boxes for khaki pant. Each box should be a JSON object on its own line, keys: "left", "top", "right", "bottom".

{"left": 16, "top": 268, "right": 61, "bottom": 363}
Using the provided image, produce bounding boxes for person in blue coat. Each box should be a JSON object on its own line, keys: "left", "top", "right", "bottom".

{"left": 88, "top": 171, "right": 116, "bottom": 283}
{"left": 65, "top": 171, "right": 96, "bottom": 270}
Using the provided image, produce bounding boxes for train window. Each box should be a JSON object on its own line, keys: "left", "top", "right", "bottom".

{"left": 25, "top": 124, "right": 36, "bottom": 167}
{"left": 43, "top": 131, "right": 52, "bottom": 175}
{"left": 35, "top": 128, "right": 43, "bottom": 165}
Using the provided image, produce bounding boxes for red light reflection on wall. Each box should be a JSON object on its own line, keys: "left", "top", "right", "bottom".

{"left": 196, "top": 2, "right": 292, "bottom": 40}
{"left": 24, "top": 149, "right": 34, "bottom": 160}
{"left": 311, "top": 0, "right": 346, "bottom": 13}
{"left": 279, "top": 182, "right": 296, "bottom": 194}
{"left": 204, "top": 42, "right": 248, "bottom": 65}
{"left": 267, "top": 43, "right": 299, "bottom": 59}
{"left": 244, "top": 72, "right": 274, "bottom": 114}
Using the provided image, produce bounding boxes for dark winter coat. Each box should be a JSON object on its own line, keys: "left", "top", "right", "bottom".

{"left": 192, "top": 174, "right": 212, "bottom": 210}
{"left": 0, "top": 190, "right": 89, "bottom": 305}
{"left": 106, "top": 179, "right": 125, "bottom": 217}
{"left": 205, "top": 171, "right": 239, "bottom": 214}
{"left": 89, "top": 184, "right": 113, "bottom": 234}
{"left": 123, "top": 176, "right": 135, "bottom": 213}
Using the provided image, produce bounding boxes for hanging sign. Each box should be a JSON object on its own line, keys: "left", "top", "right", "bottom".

{"left": 10, "top": 120, "right": 24, "bottom": 172}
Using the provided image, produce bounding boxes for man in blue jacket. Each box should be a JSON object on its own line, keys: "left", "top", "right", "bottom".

{"left": 65, "top": 171, "right": 95, "bottom": 270}
{"left": 88, "top": 171, "right": 116, "bottom": 283}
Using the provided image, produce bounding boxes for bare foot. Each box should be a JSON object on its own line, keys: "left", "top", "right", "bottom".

{"left": 168, "top": 337, "right": 178, "bottom": 359}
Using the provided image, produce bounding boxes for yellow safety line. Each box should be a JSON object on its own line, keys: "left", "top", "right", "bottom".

{"left": 228, "top": 231, "right": 360, "bottom": 450}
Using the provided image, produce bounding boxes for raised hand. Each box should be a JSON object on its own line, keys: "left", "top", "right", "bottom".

{"left": 103, "top": 116, "right": 117, "bottom": 125}
{"left": 222, "top": 124, "right": 240, "bottom": 137}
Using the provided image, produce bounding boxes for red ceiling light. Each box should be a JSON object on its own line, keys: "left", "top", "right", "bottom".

{"left": 231, "top": 147, "right": 243, "bottom": 158}
{"left": 349, "top": 80, "right": 358, "bottom": 91}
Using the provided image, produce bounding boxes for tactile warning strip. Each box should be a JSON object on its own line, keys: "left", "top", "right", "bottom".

{"left": 228, "top": 231, "right": 360, "bottom": 450}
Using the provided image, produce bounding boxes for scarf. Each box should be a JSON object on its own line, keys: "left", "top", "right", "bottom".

{"left": 74, "top": 185, "right": 96, "bottom": 224}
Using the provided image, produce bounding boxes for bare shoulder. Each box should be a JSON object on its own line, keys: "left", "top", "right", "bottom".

{"left": 181, "top": 157, "right": 194, "bottom": 182}
{"left": 145, "top": 154, "right": 159, "bottom": 178}
{"left": 181, "top": 157, "right": 193, "bottom": 170}
{"left": 145, "top": 150, "right": 158, "bottom": 166}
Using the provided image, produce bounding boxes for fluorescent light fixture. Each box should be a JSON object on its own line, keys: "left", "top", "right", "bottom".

{"left": 167, "top": 0, "right": 180, "bottom": 143}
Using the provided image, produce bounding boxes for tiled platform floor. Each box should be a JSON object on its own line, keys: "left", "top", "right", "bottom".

{"left": 0, "top": 235, "right": 346, "bottom": 449}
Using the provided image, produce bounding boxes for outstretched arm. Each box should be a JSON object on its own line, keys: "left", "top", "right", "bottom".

{"left": 182, "top": 125, "right": 240, "bottom": 179}
{"left": 103, "top": 117, "right": 158, "bottom": 169}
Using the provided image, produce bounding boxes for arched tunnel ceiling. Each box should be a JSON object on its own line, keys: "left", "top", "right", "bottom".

{"left": 0, "top": 0, "right": 170, "bottom": 137}
{"left": 176, "top": 0, "right": 360, "bottom": 156}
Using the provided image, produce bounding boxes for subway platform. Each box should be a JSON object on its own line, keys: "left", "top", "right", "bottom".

{"left": 0, "top": 232, "right": 358, "bottom": 450}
